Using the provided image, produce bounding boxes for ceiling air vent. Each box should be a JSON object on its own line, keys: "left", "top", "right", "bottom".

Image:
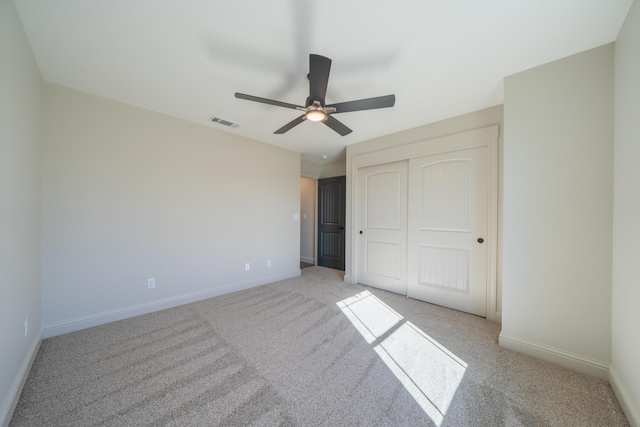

{"left": 209, "top": 116, "right": 240, "bottom": 129}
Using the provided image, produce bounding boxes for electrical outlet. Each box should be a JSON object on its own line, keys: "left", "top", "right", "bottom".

{"left": 147, "top": 278, "right": 156, "bottom": 289}
{"left": 267, "top": 259, "right": 272, "bottom": 268}
{"left": 245, "top": 263, "right": 250, "bottom": 271}
{"left": 24, "top": 318, "right": 28, "bottom": 338}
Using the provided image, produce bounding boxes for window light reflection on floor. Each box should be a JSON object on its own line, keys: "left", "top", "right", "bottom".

{"left": 337, "top": 291, "right": 467, "bottom": 426}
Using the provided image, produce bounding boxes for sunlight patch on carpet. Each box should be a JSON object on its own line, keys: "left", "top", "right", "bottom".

{"left": 336, "top": 290, "right": 403, "bottom": 344}
{"left": 337, "top": 291, "right": 467, "bottom": 426}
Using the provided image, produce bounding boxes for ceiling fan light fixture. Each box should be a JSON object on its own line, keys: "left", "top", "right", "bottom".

{"left": 305, "top": 109, "right": 327, "bottom": 122}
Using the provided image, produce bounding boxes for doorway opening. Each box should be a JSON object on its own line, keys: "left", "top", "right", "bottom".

{"left": 300, "top": 175, "right": 347, "bottom": 271}
{"left": 300, "top": 177, "right": 316, "bottom": 269}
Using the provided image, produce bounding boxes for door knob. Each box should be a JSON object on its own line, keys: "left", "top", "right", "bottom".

{"left": 359, "top": 230, "right": 363, "bottom": 234}
{"left": 477, "top": 238, "right": 484, "bottom": 243}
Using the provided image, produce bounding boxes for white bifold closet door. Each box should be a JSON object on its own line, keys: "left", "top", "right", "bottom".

{"left": 356, "top": 146, "right": 489, "bottom": 317}
{"left": 357, "top": 160, "right": 408, "bottom": 295}
{"left": 407, "top": 146, "right": 488, "bottom": 317}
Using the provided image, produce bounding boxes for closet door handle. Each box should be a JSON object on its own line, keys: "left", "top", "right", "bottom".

{"left": 477, "top": 238, "right": 484, "bottom": 244}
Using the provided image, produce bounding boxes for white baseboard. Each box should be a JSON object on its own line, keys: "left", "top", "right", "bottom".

{"left": 498, "top": 334, "right": 610, "bottom": 379}
{"left": 300, "top": 256, "right": 315, "bottom": 264}
{"left": 43, "top": 270, "right": 301, "bottom": 338}
{"left": 610, "top": 365, "right": 640, "bottom": 427}
{"left": 1, "top": 333, "right": 41, "bottom": 427}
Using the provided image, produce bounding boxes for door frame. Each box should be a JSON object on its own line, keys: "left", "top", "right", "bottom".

{"left": 347, "top": 125, "right": 499, "bottom": 322}
{"left": 317, "top": 176, "right": 346, "bottom": 270}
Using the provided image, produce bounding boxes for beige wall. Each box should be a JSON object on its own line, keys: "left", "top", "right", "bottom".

{"left": 345, "top": 105, "right": 504, "bottom": 316}
{"left": 612, "top": 0, "right": 640, "bottom": 423}
{"left": 40, "top": 83, "right": 301, "bottom": 336}
{"left": 0, "top": 0, "right": 43, "bottom": 423}
{"left": 319, "top": 159, "right": 346, "bottom": 179}
{"left": 300, "top": 159, "right": 323, "bottom": 179}
{"left": 500, "top": 44, "right": 614, "bottom": 378}
{"left": 301, "top": 158, "right": 346, "bottom": 179}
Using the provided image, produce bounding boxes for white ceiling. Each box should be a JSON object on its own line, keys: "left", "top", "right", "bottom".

{"left": 14, "top": 0, "right": 632, "bottom": 163}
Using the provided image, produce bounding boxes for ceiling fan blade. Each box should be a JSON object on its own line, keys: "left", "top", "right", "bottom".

{"left": 274, "top": 115, "right": 306, "bottom": 134}
{"left": 323, "top": 115, "right": 352, "bottom": 136}
{"left": 327, "top": 94, "right": 396, "bottom": 113}
{"left": 235, "top": 92, "right": 302, "bottom": 110}
{"left": 308, "top": 54, "right": 332, "bottom": 106}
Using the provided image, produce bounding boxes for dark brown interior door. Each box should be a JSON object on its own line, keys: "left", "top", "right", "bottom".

{"left": 317, "top": 176, "right": 346, "bottom": 270}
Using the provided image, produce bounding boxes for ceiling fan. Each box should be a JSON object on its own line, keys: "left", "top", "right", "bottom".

{"left": 234, "top": 54, "right": 395, "bottom": 136}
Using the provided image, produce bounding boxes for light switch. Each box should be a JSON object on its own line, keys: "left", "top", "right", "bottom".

{"left": 293, "top": 213, "right": 300, "bottom": 221}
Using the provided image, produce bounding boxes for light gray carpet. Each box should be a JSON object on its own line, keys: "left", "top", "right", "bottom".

{"left": 11, "top": 267, "right": 628, "bottom": 426}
